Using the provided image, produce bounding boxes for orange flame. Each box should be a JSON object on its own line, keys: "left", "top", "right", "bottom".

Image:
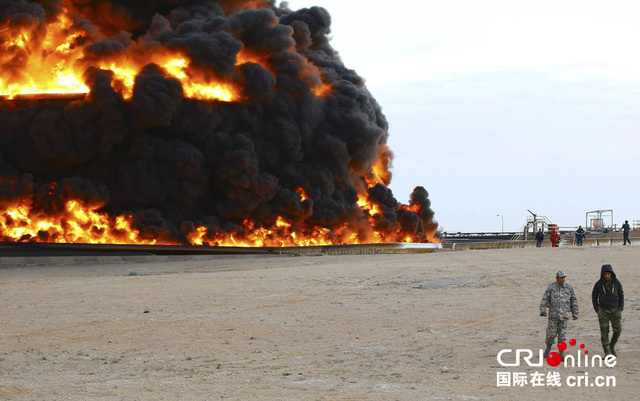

{"left": 365, "top": 147, "right": 392, "bottom": 187}
{"left": 310, "top": 83, "right": 332, "bottom": 97}
{"left": 0, "top": 181, "right": 438, "bottom": 245}
{"left": 0, "top": 200, "right": 166, "bottom": 245}
{"left": 294, "top": 187, "right": 309, "bottom": 202}
{"left": 0, "top": 197, "right": 357, "bottom": 246}
{"left": 0, "top": 8, "right": 238, "bottom": 102}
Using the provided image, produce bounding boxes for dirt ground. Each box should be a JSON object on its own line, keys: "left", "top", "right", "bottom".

{"left": 1, "top": 245, "right": 639, "bottom": 400}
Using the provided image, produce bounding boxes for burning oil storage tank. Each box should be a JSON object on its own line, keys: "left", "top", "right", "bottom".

{"left": 1, "top": 0, "right": 439, "bottom": 247}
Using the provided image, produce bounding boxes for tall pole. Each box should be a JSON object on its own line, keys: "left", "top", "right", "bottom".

{"left": 497, "top": 214, "right": 504, "bottom": 234}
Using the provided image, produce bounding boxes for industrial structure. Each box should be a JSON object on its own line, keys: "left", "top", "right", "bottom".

{"left": 585, "top": 209, "right": 614, "bottom": 232}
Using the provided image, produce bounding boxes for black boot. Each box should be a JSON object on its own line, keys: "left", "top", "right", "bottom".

{"left": 603, "top": 344, "right": 611, "bottom": 355}
{"left": 544, "top": 344, "right": 552, "bottom": 359}
{"left": 559, "top": 351, "right": 565, "bottom": 362}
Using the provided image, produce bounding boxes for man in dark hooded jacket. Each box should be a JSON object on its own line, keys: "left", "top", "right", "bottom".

{"left": 592, "top": 264, "right": 624, "bottom": 356}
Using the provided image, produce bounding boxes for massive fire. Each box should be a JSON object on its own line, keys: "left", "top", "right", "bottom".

{"left": 0, "top": 1, "right": 439, "bottom": 247}
{"left": 0, "top": 187, "right": 437, "bottom": 246}
{"left": 0, "top": 7, "right": 238, "bottom": 102}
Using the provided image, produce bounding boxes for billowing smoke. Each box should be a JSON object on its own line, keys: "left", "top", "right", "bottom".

{"left": 0, "top": 0, "right": 438, "bottom": 245}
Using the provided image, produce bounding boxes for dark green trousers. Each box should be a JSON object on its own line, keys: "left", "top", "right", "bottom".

{"left": 598, "top": 308, "right": 622, "bottom": 352}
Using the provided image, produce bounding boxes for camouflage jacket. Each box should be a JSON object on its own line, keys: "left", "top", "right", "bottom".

{"left": 539, "top": 283, "right": 579, "bottom": 320}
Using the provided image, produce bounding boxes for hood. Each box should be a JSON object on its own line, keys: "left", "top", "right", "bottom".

{"left": 600, "top": 264, "right": 617, "bottom": 280}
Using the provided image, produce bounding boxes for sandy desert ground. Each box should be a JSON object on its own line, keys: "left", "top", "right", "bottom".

{"left": 1, "top": 245, "right": 639, "bottom": 400}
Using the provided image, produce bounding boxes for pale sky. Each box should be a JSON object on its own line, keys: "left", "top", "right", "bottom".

{"left": 284, "top": 0, "right": 640, "bottom": 233}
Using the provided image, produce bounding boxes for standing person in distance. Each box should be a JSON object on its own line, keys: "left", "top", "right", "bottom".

{"left": 550, "top": 229, "right": 559, "bottom": 247}
{"left": 575, "top": 225, "right": 585, "bottom": 246}
{"left": 622, "top": 220, "right": 631, "bottom": 245}
{"left": 536, "top": 229, "right": 544, "bottom": 247}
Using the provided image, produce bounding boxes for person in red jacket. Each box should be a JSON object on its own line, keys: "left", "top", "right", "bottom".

{"left": 550, "top": 229, "right": 559, "bottom": 247}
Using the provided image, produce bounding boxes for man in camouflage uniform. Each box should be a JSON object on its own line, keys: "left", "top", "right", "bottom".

{"left": 540, "top": 270, "right": 579, "bottom": 360}
{"left": 592, "top": 264, "right": 624, "bottom": 356}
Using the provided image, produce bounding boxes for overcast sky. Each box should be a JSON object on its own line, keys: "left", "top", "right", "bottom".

{"left": 284, "top": 0, "right": 640, "bottom": 233}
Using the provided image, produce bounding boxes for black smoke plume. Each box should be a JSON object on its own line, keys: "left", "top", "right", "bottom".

{"left": 0, "top": 0, "right": 439, "bottom": 244}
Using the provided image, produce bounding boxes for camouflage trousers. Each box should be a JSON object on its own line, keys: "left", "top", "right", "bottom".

{"left": 545, "top": 318, "right": 568, "bottom": 346}
{"left": 598, "top": 308, "right": 622, "bottom": 347}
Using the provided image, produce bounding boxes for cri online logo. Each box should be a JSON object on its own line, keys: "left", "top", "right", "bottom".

{"left": 497, "top": 338, "right": 616, "bottom": 368}
{"left": 547, "top": 339, "right": 584, "bottom": 367}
